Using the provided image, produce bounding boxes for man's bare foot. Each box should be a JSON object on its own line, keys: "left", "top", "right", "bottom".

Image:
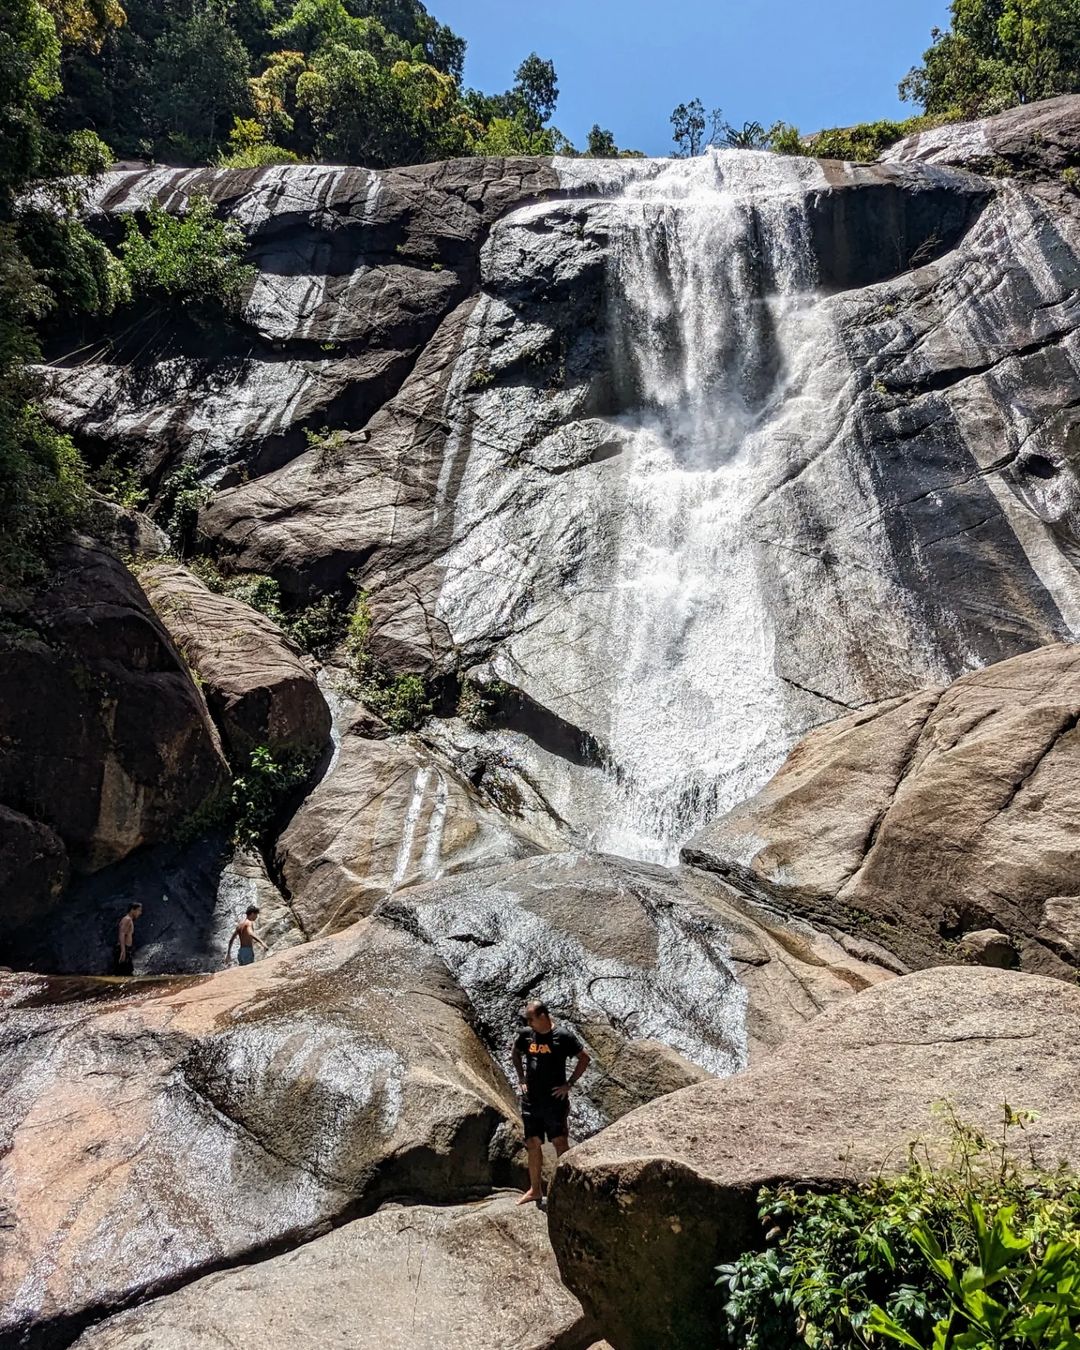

{"left": 516, "top": 1188, "right": 542, "bottom": 1206}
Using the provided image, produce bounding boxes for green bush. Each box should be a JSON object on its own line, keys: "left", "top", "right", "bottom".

{"left": 119, "top": 193, "right": 254, "bottom": 315}
{"left": 0, "top": 398, "right": 87, "bottom": 583}
{"left": 281, "top": 591, "right": 347, "bottom": 659}
{"left": 772, "top": 113, "right": 958, "bottom": 163}
{"left": 718, "top": 1107, "right": 1080, "bottom": 1350}
{"left": 344, "top": 590, "right": 372, "bottom": 668}
{"left": 231, "top": 744, "right": 315, "bottom": 848}
{"left": 216, "top": 117, "right": 302, "bottom": 168}
{"left": 363, "top": 672, "right": 433, "bottom": 732}
{"left": 156, "top": 463, "right": 210, "bottom": 555}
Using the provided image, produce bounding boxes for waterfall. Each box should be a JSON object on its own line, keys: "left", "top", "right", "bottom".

{"left": 436, "top": 150, "right": 848, "bottom": 866}
{"left": 594, "top": 152, "right": 832, "bottom": 862}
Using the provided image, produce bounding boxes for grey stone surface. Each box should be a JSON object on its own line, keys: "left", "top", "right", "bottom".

{"left": 139, "top": 562, "right": 331, "bottom": 761}
{"left": 0, "top": 920, "right": 521, "bottom": 1346}
{"left": 377, "top": 852, "right": 892, "bottom": 1132}
{"left": 685, "top": 642, "right": 1080, "bottom": 976}
{"left": 71, "top": 1194, "right": 596, "bottom": 1350}
{"left": 548, "top": 966, "right": 1080, "bottom": 1350}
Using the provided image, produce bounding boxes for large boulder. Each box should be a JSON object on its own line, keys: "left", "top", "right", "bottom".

{"left": 275, "top": 708, "right": 533, "bottom": 936}
{"left": 376, "top": 853, "right": 891, "bottom": 1132}
{"left": 548, "top": 966, "right": 1080, "bottom": 1350}
{"left": 139, "top": 562, "right": 331, "bottom": 762}
{"left": 882, "top": 94, "right": 1080, "bottom": 178}
{"left": 684, "top": 642, "right": 1080, "bottom": 976}
{"left": 0, "top": 920, "right": 520, "bottom": 1345}
{"left": 0, "top": 542, "right": 229, "bottom": 878}
{"left": 71, "top": 1194, "right": 596, "bottom": 1350}
{"left": 0, "top": 805, "right": 69, "bottom": 929}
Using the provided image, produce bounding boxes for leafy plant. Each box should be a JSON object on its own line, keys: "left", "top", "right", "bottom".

{"left": 231, "top": 744, "right": 315, "bottom": 848}
{"left": 868, "top": 1201, "right": 1080, "bottom": 1349}
{"left": 156, "top": 463, "right": 210, "bottom": 555}
{"left": 119, "top": 194, "right": 254, "bottom": 317}
{"left": 457, "top": 677, "right": 507, "bottom": 730}
{"left": 362, "top": 672, "right": 433, "bottom": 732}
{"left": 216, "top": 117, "right": 301, "bottom": 168}
{"left": 718, "top": 1106, "right": 1080, "bottom": 1350}
{"left": 282, "top": 591, "right": 347, "bottom": 659}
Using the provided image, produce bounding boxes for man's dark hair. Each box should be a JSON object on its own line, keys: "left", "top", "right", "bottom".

{"left": 525, "top": 1000, "right": 549, "bottom": 1018}
{"left": 129, "top": 902, "right": 143, "bottom": 913}
{"left": 246, "top": 906, "right": 260, "bottom": 917}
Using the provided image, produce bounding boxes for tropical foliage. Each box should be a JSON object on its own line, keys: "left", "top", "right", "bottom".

{"left": 718, "top": 1108, "right": 1080, "bottom": 1350}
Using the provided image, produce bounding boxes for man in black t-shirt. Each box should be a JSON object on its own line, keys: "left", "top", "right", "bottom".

{"left": 511, "top": 999, "right": 591, "bottom": 1205}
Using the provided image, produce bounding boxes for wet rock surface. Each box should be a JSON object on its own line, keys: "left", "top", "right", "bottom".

{"left": 882, "top": 94, "right": 1080, "bottom": 178}
{"left": 0, "top": 542, "right": 229, "bottom": 883}
{"left": 548, "top": 966, "right": 1080, "bottom": 1350}
{"left": 139, "top": 562, "right": 331, "bottom": 761}
{"left": 685, "top": 642, "right": 1080, "bottom": 976}
{"left": 378, "top": 852, "right": 891, "bottom": 1124}
{"left": 71, "top": 1193, "right": 596, "bottom": 1350}
{"left": 0, "top": 921, "right": 521, "bottom": 1347}
{"left": 44, "top": 159, "right": 561, "bottom": 488}
{"left": 276, "top": 705, "right": 533, "bottom": 936}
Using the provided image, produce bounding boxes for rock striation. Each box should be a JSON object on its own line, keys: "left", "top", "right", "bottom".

{"left": 0, "top": 922, "right": 520, "bottom": 1346}
{"left": 71, "top": 1194, "right": 597, "bottom": 1350}
{"left": 548, "top": 966, "right": 1080, "bottom": 1350}
{"left": 139, "top": 561, "right": 331, "bottom": 762}
{"left": 685, "top": 642, "right": 1080, "bottom": 976}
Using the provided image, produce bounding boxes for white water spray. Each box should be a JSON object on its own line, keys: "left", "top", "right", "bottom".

{"left": 593, "top": 152, "right": 834, "bottom": 861}
{"left": 437, "top": 150, "right": 849, "bottom": 864}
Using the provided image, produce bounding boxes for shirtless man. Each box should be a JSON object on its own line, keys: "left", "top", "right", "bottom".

{"left": 115, "top": 902, "right": 142, "bottom": 976}
{"left": 511, "top": 1000, "right": 590, "bottom": 1205}
{"left": 226, "top": 906, "right": 269, "bottom": 967}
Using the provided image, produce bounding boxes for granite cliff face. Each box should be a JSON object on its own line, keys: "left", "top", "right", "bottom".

{"left": 4, "top": 97, "right": 1080, "bottom": 1349}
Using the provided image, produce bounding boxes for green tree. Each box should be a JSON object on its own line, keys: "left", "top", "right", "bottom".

{"left": 511, "top": 52, "right": 557, "bottom": 132}
{"left": 901, "top": 0, "right": 1080, "bottom": 117}
{"left": 153, "top": 1, "right": 252, "bottom": 157}
{"left": 296, "top": 42, "right": 471, "bottom": 165}
{"left": 671, "top": 97, "right": 714, "bottom": 155}
{"left": 585, "top": 123, "right": 617, "bottom": 156}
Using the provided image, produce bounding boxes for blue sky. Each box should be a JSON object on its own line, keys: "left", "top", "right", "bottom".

{"left": 434, "top": 0, "right": 953, "bottom": 155}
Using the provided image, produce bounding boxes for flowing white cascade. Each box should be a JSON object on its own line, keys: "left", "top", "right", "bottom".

{"left": 591, "top": 151, "right": 833, "bottom": 862}
{"left": 435, "top": 150, "right": 847, "bottom": 866}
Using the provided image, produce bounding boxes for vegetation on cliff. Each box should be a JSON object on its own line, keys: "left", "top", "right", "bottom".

{"left": 719, "top": 1108, "right": 1080, "bottom": 1349}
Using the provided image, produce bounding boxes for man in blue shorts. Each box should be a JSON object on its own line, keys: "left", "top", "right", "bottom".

{"left": 511, "top": 1000, "right": 590, "bottom": 1206}
{"left": 225, "top": 906, "right": 269, "bottom": 967}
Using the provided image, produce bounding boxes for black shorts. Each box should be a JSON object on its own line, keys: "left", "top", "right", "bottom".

{"left": 522, "top": 1097, "right": 570, "bottom": 1143}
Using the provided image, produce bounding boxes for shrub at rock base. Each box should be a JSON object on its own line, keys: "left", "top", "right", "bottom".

{"left": 719, "top": 1109, "right": 1080, "bottom": 1350}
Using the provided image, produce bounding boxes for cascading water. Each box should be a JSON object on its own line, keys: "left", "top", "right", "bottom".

{"left": 435, "top": 150, "right": 849, "bottom": 866}
{"left": 591, "top": 151, "right": 832, "bottom": 862}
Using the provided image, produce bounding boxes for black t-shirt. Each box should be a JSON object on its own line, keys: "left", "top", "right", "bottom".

{"left": 514, "top": 1028, "right": 583, "bottom": 1103}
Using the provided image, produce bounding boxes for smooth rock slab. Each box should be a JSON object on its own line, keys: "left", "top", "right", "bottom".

{"left": 0, "top": 541, "right": 229, "bottom": 876}
{"left": 547, "top": 966, "right": 1080, "bottom": 1350}
{"left": 685, "top": 642, "right": 1080, "bottom": 975}
{"left": 72, "top": 1194, "right": 595, "bottom": 1350}
{"left": 378, "top": 853, "right": 893, "bottom": 1134}
{"left": 0, "top": 921, "right": 519, "bottom": 1347}
{"left": 276, "top": 710, "right": 532, "bottom": 936}
{"left": 139, "top": 562, "right": 330, "bottom": 761}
